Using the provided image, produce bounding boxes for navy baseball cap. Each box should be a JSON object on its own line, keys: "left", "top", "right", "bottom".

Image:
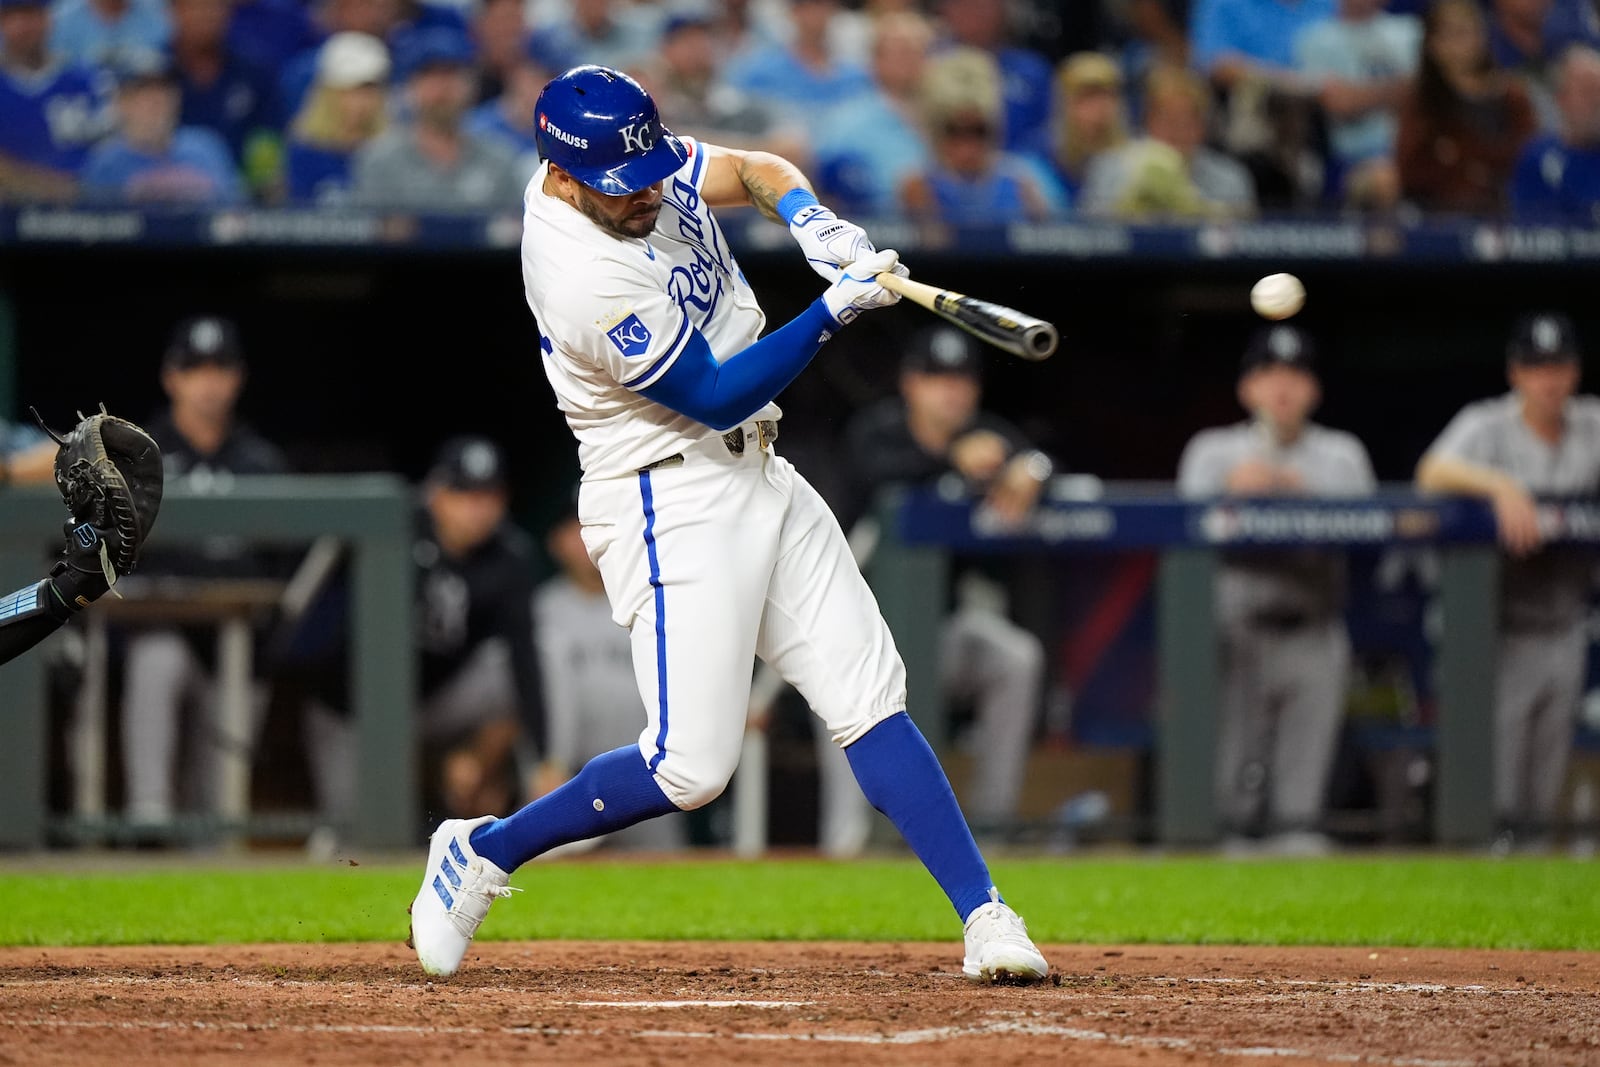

{"left": 1508, "top": 312, "right": 1581, "bottom": 365}
{"left": 1240, "top": 323, "right": 1317, "bottom": 377}
{"left": 429, "top": 436, "right": 508, "bottom": 492}
{"left": 394, "top": 26, "right": 476, "bottom": 81}
{"left": 901, "top": 325, "right": 982, "bottom": 378}
{"left": 164, "top": 315, "right": 245, "bottom": 370}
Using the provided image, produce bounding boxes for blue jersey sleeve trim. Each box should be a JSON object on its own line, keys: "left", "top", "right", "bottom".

{"left": 639, "top": 299, "right": 836, "bottom": 431}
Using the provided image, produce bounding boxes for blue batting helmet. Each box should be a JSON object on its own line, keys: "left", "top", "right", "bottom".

{"left": 534, "top": 65, "right": 689, "bottom": 195}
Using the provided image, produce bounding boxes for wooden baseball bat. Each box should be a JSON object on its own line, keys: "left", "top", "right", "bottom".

{"left": 876, "top": 272, "right": 1059, "bottom": 361}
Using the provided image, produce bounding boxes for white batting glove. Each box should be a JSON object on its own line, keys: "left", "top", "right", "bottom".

{"left": 790, "top": 203, "right": 876, "bottom": 282}
{"left": 820, "top": 248, "right": 907, "bottom": 327}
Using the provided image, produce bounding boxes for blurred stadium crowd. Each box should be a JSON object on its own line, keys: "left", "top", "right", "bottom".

{"left": 5, "top": 0, "right": 1600, "bottom": 221}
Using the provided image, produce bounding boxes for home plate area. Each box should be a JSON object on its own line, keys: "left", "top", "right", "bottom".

{"left": 2, "top": 942, "right": 1595, "bottom": 1065}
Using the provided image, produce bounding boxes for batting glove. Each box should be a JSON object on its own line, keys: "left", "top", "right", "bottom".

{"left": 820, "top": 248, "right": 908, "bottom": 327}
{"left": 790, "top": 203, "right": 877, "bottom": 283}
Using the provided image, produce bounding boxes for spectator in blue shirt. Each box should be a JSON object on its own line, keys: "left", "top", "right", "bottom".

{"left": 0, "top": 0, "right": 113, "bottom": 202}
{"left": 933, "top": 0, "right": 1055, "bottom": 162}
{"left": 278, "top": 0, "right": 467, "bottom": 120}
{"left": 630, "top": 12, "right": 799, "bottom": 157}
{"left": 48, "top": 0, "right": 169, "bottom": 69}
{"left": 465, "top": 43, "right": 545, "bottom": 185}
{"left": 469, "top": 0, "right": 530, "bottom": 105}
{"left": 1294, "top": 0, "right": 1422, "bottom": 209}
{"left": 80, "top": 50, "right": 244, "bottom": 205}
{"left": 526, "top": 0, "right": 658, "bottom": 76}
{"left": 169, "top": 0, "right": 284, "bottom": 197}
{"left": 900, "top": 47, "right": 1058, "bottom": 224}
{"left": 227, "top": 0, "right": 319, "bottom": 70}
{"left": 723, "top": 0, "right": 874, "bottom": 138}
{"left": 285, "top": 31, "right": 390, "bottom": 204}
{"left": 810, "top": 10, "right": 936, "bottom": 217}
{"left": 1191, "top": 0, "right": 1339, "bottom": 88}
{"left": 1512, "top": 43, "right": 1600, "bottom": 220}
{"left": 1047, "top": 51, "right": 1130, "bottom": 203}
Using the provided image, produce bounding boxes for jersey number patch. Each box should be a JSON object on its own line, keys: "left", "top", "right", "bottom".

{"left": 607, "top": 314, "right": 652, "bottom": 357}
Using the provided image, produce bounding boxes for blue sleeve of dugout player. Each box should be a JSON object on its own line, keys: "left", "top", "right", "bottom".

{"left": 639, "top": 299, "right": 838, "bottom": 431}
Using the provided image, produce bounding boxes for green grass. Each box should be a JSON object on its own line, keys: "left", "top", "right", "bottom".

{"left": 0, "top": 855, "right": 1595, "bottom": 950}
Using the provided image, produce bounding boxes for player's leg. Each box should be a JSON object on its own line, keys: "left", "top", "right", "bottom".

{"left": 301, "top": 698, "right": 356, "bottom": 849}
{"left": 1493, "top": 631, "right": 1543, "bottom": 833}
{"left": 755, "top": 455, "right": 1046, "bottom": 981}
{"left": 411, "top": 460, "right": 779, "bottom": 975}
{"left": 941, "top": 606, "right": 1044, "bottom": 832}
{"left": 1264, "top": 621, "right": 1349, "bottom": 849}
{"left": 120, "top": 628, "right": 200, "bottom": 828}
{"left": 1527, "top": 621, "right": 1587, "bottom": 841}
{"left": 1216, "top": 625, "right": 1270, "bottom": 837}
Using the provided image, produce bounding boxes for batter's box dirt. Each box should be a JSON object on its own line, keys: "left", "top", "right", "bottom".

{"left": 1, "top": 942, "right": 1596, "bottom": 1066}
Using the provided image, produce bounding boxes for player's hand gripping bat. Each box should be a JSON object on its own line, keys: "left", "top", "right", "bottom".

{"left": 875, "top": 272, "right": 1059, "bottom": 361}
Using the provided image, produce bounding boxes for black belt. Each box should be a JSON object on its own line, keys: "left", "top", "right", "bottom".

{"left": 639, "top": 420, "right": 778, "bottom": 473}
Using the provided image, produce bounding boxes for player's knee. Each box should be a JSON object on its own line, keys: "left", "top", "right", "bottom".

{"left": 655, "top": 763, "right": 734, "bottom": 811}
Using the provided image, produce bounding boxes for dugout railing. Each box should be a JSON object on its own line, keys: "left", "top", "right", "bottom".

{"left": 867, "top": 482, "right": 1600, "bottom": 849}
{"left": 0, "top": 477, "right": 416, "bottom": 851}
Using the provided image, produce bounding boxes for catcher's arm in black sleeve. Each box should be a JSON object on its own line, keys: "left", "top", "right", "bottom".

{"left": 0, "top": 521, "right": 116, "bottom": 666}
{"left": 0, "top": 409, "right": 164, "bottom": 668}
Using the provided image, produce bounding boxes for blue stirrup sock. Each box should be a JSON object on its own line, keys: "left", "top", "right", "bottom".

{"left": 845, "top": 711, "right": 1000, "bottom": 922}
{"left": 469, "top": 746, "right": 679, "bottom": 873}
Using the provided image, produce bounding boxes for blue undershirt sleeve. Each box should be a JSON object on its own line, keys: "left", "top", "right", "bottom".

{"left": 638, "top": 298, "right": 839, "bottom": 431}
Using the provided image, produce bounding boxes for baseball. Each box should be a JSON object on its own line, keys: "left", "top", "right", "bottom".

{"left": 1251, "top": 273, "right": 1306, "bottom": 320}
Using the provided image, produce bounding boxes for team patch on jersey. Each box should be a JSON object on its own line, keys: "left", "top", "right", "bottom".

{"left": 607, "top": 313, "right": 652, "bottom": 357}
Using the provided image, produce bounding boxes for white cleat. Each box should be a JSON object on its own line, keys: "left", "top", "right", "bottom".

{"left": 962, "top": 901, "right": 1049, "bottom": 984}
{"left": 406, "top": 816, "right": 516, "bottom": 976}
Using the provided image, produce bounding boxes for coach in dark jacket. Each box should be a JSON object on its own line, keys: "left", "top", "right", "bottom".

{"left": 295, "top": 435, "right": 545, "bottom": 843}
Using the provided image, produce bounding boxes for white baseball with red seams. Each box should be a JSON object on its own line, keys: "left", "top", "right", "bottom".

{"left": 1251, "top": 273, "right": 1306, "bottom": 320}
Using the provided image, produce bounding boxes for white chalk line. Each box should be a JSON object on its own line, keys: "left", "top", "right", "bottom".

{"left": 7, "top": 972, "right": 1540, "bottom": 998}
{"left": 559, "top": 1000, "right": 813, "bottom": 1009}
{"left": 0, "top": 1014, "right": 1480, "bottom": 1065}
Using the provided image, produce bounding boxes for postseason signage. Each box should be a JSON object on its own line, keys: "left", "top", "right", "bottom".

{"left": 897, "top": 488, "right": 1600, "bottom": 553}
{"left": 13, "top": 209, "right": 1600, "bottom": 264}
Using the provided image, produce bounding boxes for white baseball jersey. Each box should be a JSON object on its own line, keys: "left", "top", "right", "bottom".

{"left": 521, "top": 137, "right": 777, "bottom": 479}
{"left": 517, "top": 137, "right": 907, "bottom": 811}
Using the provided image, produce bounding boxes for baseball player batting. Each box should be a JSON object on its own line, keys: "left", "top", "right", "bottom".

{"left": 406, "top": 64, "right": 1048, "bottom": 984}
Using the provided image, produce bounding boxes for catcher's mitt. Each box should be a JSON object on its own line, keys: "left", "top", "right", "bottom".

{"left": 35, "top": 405, "right": 164, "bottom": 578}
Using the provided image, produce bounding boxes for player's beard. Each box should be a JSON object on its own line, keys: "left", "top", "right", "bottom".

{"left": 576, "top": 191, "right": 660, "bottom": 240}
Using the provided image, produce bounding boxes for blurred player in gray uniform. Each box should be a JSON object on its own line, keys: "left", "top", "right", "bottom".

{"left": 1178, "top": 323, "right": 1377, "bottom": 850}
{"left": 1416, "top": 312, "right": 1600, "bottom": 849}
{"left": 532, "top": 502, "right": 689, "bottom": 852}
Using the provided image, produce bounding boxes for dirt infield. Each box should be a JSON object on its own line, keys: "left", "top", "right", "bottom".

{"left": 1, "top": 941, "right": 1595, "bottom": 1066}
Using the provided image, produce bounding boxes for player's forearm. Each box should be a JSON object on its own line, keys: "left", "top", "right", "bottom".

{"left": 736, "top": 151, "right": 814, "bottom": 223}
{"left": 1416, "top": 452, "right": 1520, "bottom": 499}
{"left": 0, "top": 579, "right": 77, "bottom": 667}
{"left": 641, "top": 301, "right": 837, "bottom": 430}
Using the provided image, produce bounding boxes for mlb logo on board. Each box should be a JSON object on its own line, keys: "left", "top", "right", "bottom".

{"left": 607, "top": 313, "right": 652, "bottom": 357}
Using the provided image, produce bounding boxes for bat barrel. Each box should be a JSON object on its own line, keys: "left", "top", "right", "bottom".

{"left": 1020, "top": 321, "right": 1059, "bottom": 361}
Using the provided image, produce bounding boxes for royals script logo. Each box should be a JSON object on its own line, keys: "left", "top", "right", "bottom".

{"left": 662, "top": 173, "right": 735, "bottom": 327}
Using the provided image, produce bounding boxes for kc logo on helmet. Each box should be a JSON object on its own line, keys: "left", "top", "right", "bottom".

{"left": 620, "top": 121, "right": 656, "bottom": 154}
